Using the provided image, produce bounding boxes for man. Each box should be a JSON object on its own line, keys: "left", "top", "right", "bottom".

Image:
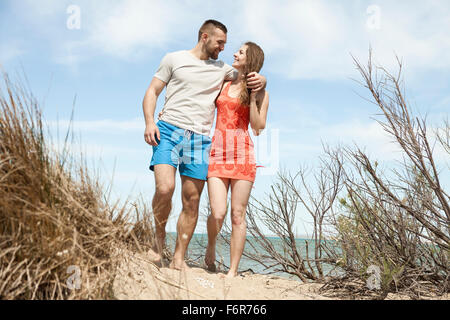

{"left": 143, "top": 19, "right": 266, "bottom": 270}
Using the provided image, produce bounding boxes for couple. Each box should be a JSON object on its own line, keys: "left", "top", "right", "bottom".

{"left": 143, "top": 20, "right": 269, "bottom": 278}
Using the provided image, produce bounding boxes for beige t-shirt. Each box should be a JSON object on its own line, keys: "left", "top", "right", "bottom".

{"left": 154, "top": 50, "right": 237, "bottom": 136}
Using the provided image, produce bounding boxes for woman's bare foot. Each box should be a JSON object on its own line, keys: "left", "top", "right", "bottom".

{"left": 204, "top": 245, "right": 216, "bottom": 272}
{"left": 169, "top": 259, "right": 189, "bottom": 271}
{"left": 225, "top": 270, "right": 238, "bottom": 278}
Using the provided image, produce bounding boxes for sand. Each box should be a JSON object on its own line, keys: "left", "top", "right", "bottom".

{"left": 112, "top": 248, "right": 330, "bottom": 300}
{"left": 112, "top": 248, "right": 448, "bottom": 300}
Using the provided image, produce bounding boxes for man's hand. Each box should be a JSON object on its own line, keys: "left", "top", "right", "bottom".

{"left": 247, "top": 72, "right": 267, "bottom": 92}
{"left": 143, "top": 77, "right": 166, "bottom": 146}
{"left": 144, "top": 122, "right": 160, "bottom": 146}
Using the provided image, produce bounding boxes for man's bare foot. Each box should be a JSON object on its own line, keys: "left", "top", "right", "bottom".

{"left": 169, "top": 259, "right": 189, "bottom": 271}
{"left": 147, "top": 248, "right": 162, "bottom": 266}
{"left": 204, "top": 245, "right": 216, "bottom": 272}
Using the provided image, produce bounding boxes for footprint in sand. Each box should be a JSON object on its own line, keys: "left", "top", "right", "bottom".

{"left": 194, "top": 277, "right": 215, "bottom": 289}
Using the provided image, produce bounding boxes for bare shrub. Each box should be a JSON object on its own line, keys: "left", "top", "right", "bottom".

{"left": 241, "top": 155, "right": 344, "bottom": 282}
{"left": 326, "top": 52, "right": 449, "bottom": 298}
{"left": 236, "top": 52, "right": 449, "bottom": 299}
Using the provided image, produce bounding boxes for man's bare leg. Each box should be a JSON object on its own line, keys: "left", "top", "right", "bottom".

{"left": 150, "top": 164, "right": 176, "bottom": 264}
{"left": 170, "top": 175, "right": 205, "bottom": 270}
{"left": 205, "top": 177, "right": 230, "bottom": 272}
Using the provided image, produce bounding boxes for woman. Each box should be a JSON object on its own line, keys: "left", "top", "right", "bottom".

{"left": 205, "top": 42, "right": 269, "bottom": 278}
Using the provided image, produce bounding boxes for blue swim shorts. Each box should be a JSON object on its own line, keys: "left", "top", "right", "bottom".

{"left": 149, "top": 120, "right": 212, "bottom": 181}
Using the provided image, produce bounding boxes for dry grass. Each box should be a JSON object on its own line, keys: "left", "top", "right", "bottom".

{"left": 0, "top": 71, "right": 154, "bottom": 299}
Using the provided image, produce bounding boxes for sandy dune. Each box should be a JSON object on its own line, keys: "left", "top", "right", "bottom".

{"left": 112, "top": 249, "right": 330, "bottom": 300}
{"left": 112, "top": 249, "right": 448, "bottom": 300}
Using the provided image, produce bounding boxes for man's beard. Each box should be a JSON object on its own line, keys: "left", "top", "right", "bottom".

{"left": 206, "top": 44, "right": 219, "bottom": 60}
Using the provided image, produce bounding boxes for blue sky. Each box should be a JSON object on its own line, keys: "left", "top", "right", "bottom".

{"left": 1, "top": 0, "right": 449, "bottom": 236}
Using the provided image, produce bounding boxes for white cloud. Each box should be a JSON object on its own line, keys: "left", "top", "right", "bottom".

{"left": 84, "top": 0, "right": 178, "bottom": 60}
{"left": 19, "top": 0, "right": 66, "bottom": 16}
{"left": 48, "top": 118, "right": 144, "bottom": 132}
{"left": 433, "top": 96, "right": 450, "bottom": 110}
{"left": 8, "top": 0, "right": 180, "bottom": 65}
{"left": 9, "top": 0, "right": 450, "bottom": 79}
{"left": 320, "top": 119, "right": 403, "bottom": 159}
{"left": 275, "top": 115, "right": 450, "bottom": 168}
{"left": 238, "top": 0, "right": 450, "bottom": 80}
{"left": 0, "top": 42, "right": 25, "bottom": 64}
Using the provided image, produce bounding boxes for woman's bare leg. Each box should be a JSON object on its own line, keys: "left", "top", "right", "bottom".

{"left": 227, "top": 179, "right": 253, "bottom": 278}
{"left": 205, "top": 177, "right": 230, "bottom": 271}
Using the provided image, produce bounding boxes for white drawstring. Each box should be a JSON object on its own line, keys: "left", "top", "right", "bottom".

{"left": 184, "top": 130, "right": 193, "bottom": 141}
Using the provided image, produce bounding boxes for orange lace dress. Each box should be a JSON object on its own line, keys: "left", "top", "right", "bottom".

{"left": 207, "top": 81, "right": 256, "bottom": 182}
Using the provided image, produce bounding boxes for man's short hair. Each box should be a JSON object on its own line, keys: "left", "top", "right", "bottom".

{"left": 198, "top": 19, "right": 228, "bottom": 42}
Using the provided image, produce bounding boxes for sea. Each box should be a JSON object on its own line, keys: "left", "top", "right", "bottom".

{"left": 165, "top": 232, "right": 337, "bottom": 281}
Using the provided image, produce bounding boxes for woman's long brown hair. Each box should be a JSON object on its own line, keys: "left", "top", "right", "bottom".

{"left": 238, "top": 42, "right": 265, "bottom": 107}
